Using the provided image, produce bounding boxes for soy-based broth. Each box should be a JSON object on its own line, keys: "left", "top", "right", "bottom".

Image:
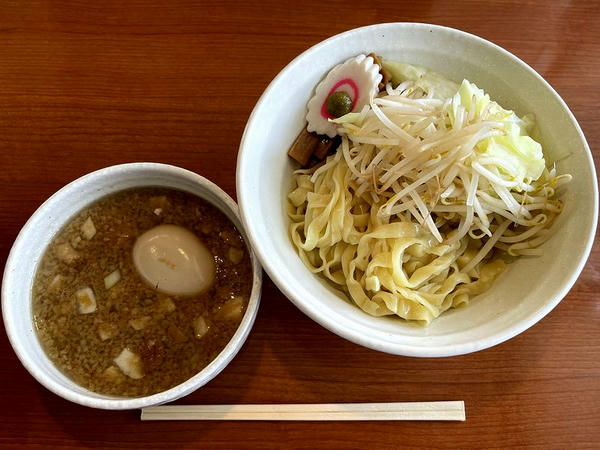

{"left": 32, "top": 187, "right": 253, "bottom": 397}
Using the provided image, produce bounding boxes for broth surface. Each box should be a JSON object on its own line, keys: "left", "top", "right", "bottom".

{"left": 32, "top": 187, "right": 253, "bottom": 397}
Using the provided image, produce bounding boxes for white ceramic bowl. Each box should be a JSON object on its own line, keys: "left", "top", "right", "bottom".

{"left": 237, "top": 23, "right": 597, "bottom": 357}
{"left": 2, "top": 163, "right": 262, "bottom": 409}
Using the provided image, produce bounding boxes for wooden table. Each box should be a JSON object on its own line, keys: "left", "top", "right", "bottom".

{"left": 0, "top": 1, "right": 598, "bottom": 448}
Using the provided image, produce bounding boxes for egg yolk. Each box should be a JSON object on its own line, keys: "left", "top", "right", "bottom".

{"left": 132, "top": 225, "right": 215, "bottom": 296}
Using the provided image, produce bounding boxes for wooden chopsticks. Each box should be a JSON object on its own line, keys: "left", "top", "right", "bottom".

{"left": 141, "top": 401, "right": 465, "bottom": 421}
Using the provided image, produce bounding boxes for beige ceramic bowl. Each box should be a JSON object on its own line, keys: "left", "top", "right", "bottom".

{"left": 2, "top": 163, "right": 262, "bottom": 409}
{"left": 237, "top": 23, "right": 597, "bottom": 357}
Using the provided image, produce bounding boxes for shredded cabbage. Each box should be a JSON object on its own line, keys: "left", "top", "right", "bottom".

{"left": 382, "top": 60, "right": 459, "bottom": 99}
{"left": 454, "top": 80, "right": 545, "bottom": 185}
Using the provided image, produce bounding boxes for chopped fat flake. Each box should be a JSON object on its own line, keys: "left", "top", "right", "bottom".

{"left": 56, "top": 243, "right": 79, "bottom": 264}
{"left": 48, "top": 274, "right": 64, "bottom": 292}
{"left": 80, "top": 217, "right": 97, "bottom": 240}
{"left": 129, "top": 316, "right": 151, "bottom": 331}
{"left": 102, "top": 366, "right": 124, "bottom": 383}
{"left": 76, "top": 287, "right": 97, "bottom": 314}
{"left": 97, "top": 323, "right": 117, "bottom": 341}
{"left": 193, "top": 316, "right": 209, "bottom": 339}
{"left": 218, "top": 296, "right": 245, "bottom": 321}
{"left": 158, "top": 297, "right": 176, "bottom": 314}
{"left": 114, "top": 348, "right": 144, "bottom": 379}
{"left": 228, "top": 247, "right": 244, "bottom": 264}
{"left": 104, "top": 269, "right": 121, "bottom": 289}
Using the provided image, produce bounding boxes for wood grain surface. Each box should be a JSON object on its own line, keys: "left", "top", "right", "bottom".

{"left": 0, "top": 1, "right": 598, "bottom": 448}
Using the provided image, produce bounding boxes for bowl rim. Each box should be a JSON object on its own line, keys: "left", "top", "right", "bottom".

{"left": 2, "top": 162, "right": 262, "bottom": 409}
{"left": 236, "top": 22, "right": 598, "bottom": 357}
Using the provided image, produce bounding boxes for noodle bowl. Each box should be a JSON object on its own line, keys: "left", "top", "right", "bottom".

{"left": 237, "top": 23, "right": 597, "bottom": 355}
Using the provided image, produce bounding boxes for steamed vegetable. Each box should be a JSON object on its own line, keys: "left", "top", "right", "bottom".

{"left": 314, "top": 62, "right": 570, "bottom": 252}
{"left": 288, "top": 58, "right": 571, "bottom": 324}
{"left": 382, "top": 60, "right": 459, "bottom": 99}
